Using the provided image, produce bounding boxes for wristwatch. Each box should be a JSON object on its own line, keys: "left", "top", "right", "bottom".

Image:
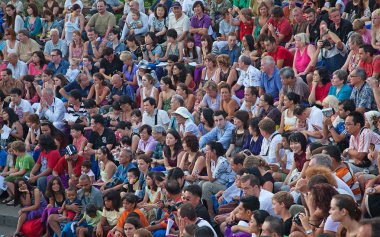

{"left": 305, "top": 229, "right": 313, "bottom": 235}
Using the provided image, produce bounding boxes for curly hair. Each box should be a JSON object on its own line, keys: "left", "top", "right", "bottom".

{"left": 310, "top": 183, "right": 339, "bottom": 219}
{"left": 45, "top": 176, "right": 66, "bottom": 200}
{"left": 305, "top": 166, "right": 337, "bottom": 187}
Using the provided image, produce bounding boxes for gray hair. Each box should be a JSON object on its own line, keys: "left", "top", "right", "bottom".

{"left": 354, "top": 68, "right": 367, "bottom": 81}
{"left": 172, "top": 94, "right": 184, "bottom": 106}
{"left": 311, "top": 154, "right": 333, "bottom": 170}
{"left": 261, "top": 55, "right": 275, "bottom": 66}
{"left": 43, "top": 87, "right": 55, "bottom": 97}
{"left": 349, "top": 33, "right": 364, "bottom": 47}
{"left": 333, "top": 69, "right": 348, "bottom": 83}
{"left": 50, "top": 28, "right": 59, "bottom": 35}
{"left": 239, "top": 55, "right": 252, "bottom": 66}
{"left": 79, "top": 174, "right": 90, "bottom": 182}
{"left": 8, "top": 52, "right": 18, "bottom": 59}
{"left": 279, "top": 67, "right": 295, "bottom": 79}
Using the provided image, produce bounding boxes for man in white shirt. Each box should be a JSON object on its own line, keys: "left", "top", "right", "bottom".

{"left": 232, "top": 55, "right": 261, "bottom": 94}
{"left": 142, "top": 97, "right": 170, "bottom": 128}
{"left": 6, "top": 53, "right": 27, "bottom": 80}
{"left": 259, "top": 118, "right": 282, "bottom": 165}
{"left": 240, "top": 86, "right": 260, "bottom": 119}
{"left": 168, "top": 2, "right": 190, "bottom": 42}
{"left": 294, "top": 104, "right": 323, "bottom": 142}
{"left": 9, "top": 88, "right": 33, "bottom": 124}
{"left": 37, "top": 87, "right": 66, "bottom": 130}
{"left": 121, "top": 0, "right": 149, "bottom": 41}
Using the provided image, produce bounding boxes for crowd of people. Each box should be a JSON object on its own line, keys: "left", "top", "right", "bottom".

{"left": 1, "top": 0, "right": 380, "bottom": 236}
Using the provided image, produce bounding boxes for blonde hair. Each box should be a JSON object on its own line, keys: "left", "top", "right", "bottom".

{"left": 305, "top": 166, "right": 337, "bottom": 187}
{"left": 119, "top": 51, "right": 133, "bottom": 61}
{"left": 294, "top": 33, "right": 310, "bottom": 45}
{"left": 203, "top": 80, "right": 218, "bottom": 91}
{"left": 217, "top": 54, "right": 230, "bottom": 67}
{"left": 322, "top": 95, "right": 339, "bottom": 113}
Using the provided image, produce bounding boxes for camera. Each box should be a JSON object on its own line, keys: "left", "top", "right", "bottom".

{"left": 322, "top": 108, "right": 334, "bottom": 117}
{"left": 167, "top": 202, "right": 183, "bottom": 213}
{"left": 141, "top": 45, "right": 147, "bottom": 51}
{"left": 293, "top": 212, "right": 302, "bottom": 226}
{"left": 322, "top": 40, "right": 331, "bottom": 48}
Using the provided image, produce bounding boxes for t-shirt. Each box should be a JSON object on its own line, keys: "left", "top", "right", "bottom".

{"left": 15, "top": 153, "right": 35, "bottom": 175}
{"left": 117, "top": 208, "right": 149, "bottom": 228}
{"left": 266, "top": 17, "right": 292, "bottom": 44}
{"left": 311, "top": 82, "right": 331, "bottom": 103}
{"left": 87, "top": 12, "right": 116, "bottom": 36}
{"left": 99, "top": 56, "right": 124, "bottom": 76}
{"left": 63, "top": 80, "right": 93, "bottom": 98}
{"left": 53, "top": 155, "right": 85, "bottom": 177}
{"left": 10, "top": 99, "right": 33, "bottom": 121}
{"left": 88, "top": 128, "right": 117, "bottom": 149}
{"left": 84, "top": 210, "right": 102, "bottom": 227}
{"left": 37, "top": 150, "right": 61, "bottom": 173}
{"left": 306, "top": 106, "right": 323, "bottom": 142}
{"left": 102, "top": 207, "right": 123, "bottom": 226}
{"left": 357, "top": 58, "right": 380, "bottom": 77}
{"left": 259, "top": 189, "right": 275, "bottom": 215}
{"left": 267, "top": 46, "right": 294, "bottom": 67}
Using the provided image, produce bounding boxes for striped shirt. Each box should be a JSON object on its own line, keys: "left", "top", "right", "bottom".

{"left": 335, "top": 164, "right": 362, "bottom": 201}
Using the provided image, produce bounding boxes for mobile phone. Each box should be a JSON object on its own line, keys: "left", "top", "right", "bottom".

{"left": 322, "top": 108, "right": 334, "bottom": 117}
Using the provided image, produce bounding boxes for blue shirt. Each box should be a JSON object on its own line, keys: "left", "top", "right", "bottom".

{"left": 112, "top": 162, "right": 136, "bottom": 183}
{"left": 220, "top": 44, "right": 240, "bottom": 65}
{"left": 106, "top": 41, "right": 127, "bottom": 55}
{"left": 260, "top": 67, "right": 282, "bottom": 100}
{"left": 47, "top": 59, "right": 69, "bottom": 76}
{"left": 64, "top": 80, "right": 93, "bottom": 98}
{"left": 199, "top": 121, "right": 236, "bottom": 149}
{"left": 328, "top": 84, "right": 352, "bottom": 102}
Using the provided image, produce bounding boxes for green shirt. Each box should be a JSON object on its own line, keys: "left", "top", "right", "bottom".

{"left": 84, "top": 210, "right": 102, "bottom": 227}
{"left": 233, "top": 0, "right": 250, "bottom": 9}
{"left": 15, "top": 153, "right": 35, "bottom": 175}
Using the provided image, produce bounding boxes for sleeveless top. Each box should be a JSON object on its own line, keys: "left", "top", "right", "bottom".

{"left": 295, "top": 45, "right": 311, "bottom": 73}
{"left": 168, "top": 43, "right": 180, "bottom": 57}
{"left": 162, "top": 96, "right": 171, "bottom": 112}
{"left": 348, "top": 52, "right": 360, "bottom": 73}
{"left": 283, "top": 108, "right": 297, "bottom": 131}
{"left": 65, "top": 14, "right": 80, "bottom": 44}
{"left": 220, "top": 68, "right": 231, "bottom": 82}
{"left": 142, "top": 87, "right": 155, "bottom": 101}
{"left": 204, "top": 68, "right": 217, "bottom": 82}
{"left": 6, "top": 40, "right": 18, "bottom": 55}
{"left": 182, "top": 151, "right": 207, "bottom": 175}
{"left": 71, "top": 45, "right": 83, "bottom": 59}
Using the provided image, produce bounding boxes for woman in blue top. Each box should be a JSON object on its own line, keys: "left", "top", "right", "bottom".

{"left": 328, "top": 69, "right": 352, "bottom": 102}
{"left": 24, "top": 3, "right": 42, "bottom": 39}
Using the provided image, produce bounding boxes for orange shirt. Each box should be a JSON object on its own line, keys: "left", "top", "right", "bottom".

{"left": 116, "top": 208, "right": 149, "bottom": 228}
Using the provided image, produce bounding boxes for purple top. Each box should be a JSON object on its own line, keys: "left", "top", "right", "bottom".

{"left": 224, "top": 225, "right": 251, "bottom": 237}
{"left": 137, "top": 136, "right": 158, "bottom": 152}
{"left": 123, "top": 63, "right": 139, "bottom": 91}
{"left": 190, "top": 13, "right": 211, "bottom": 46}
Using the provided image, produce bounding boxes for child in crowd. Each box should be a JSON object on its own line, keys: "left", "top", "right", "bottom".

{"left": 127, "top": 9, "right": 143, "bottom": 30}
{"left": 295, "top": 118, "right": 307, "bottom": 131}
{"left": 121, "top": 167, "right": 141, "bottom": 197}
{"left": 131, "top": 109, "right": 142, "bottom": 134}
{"left": 59, "top": 187, "right": 82, "bottom": 221}
{"left": 81, "top": 160, "right": 95, "bottom": 184}
{"left": 75, "top": 204, "right": 102, "bottom": 237}
{"left": 66, "top": 59, "right": 80, "bottom": 83}
{"left": 96, "top": 191, "right": 123, "bottom": 236}
{"left": 71, "top": 123, "right": 87, "bottom": 155}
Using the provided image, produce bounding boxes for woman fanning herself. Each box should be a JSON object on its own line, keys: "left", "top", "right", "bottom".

{"left": 13, "top": 178, "right": 47, "bottom": 237}
{"left": 163, "top": 129, "right": 184, "bottom": 170}
{"left": 330, "top": 194, "right": 361, "bottom": 237}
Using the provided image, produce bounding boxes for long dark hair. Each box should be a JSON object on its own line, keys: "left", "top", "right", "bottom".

{"left": 184, "top": 36, "right": 198, "bottom": 59}
{"left": 104, "top": 190, "right": 121, "bottom": 212}
{"left": 45, "top": 176, "right": 66, "bottom": 200}
{"left": 201, "top": 108, "right": 214, "bottom": 127}
{"left": 33, "top": 51, "right": 48, "bottom": 69}
{"left": 243, "top": 35, "right": 255, "bottom": 52}
{"left": 147, "top": 171, "right": 158, "bottom": 191}
{"left": 163, "top": 129, "right": 182, "bottom": 159}
{"left": 14, "top": 178, "right": 35, "bottom": 206}
{"left": 99, "top": 146, "right": 115, "bottom": 163}
{"left": 201, "top": 35, "right": 212, "bottom": 54}
{"left": 173, "top": 63, "right": 187, "bottom": 85}
{"left": 5, "top": 5, "right": 16, "bottom": 29}
{"left": 23, "top": 75, "right": 38, "bottom": 99}
{"left": 315, "top": 67, "right": 331, "bottom": 85}
{"left": 3, "top": 107, "right": 19, "bottom": 127}
{"left": 38, "top": 134, "right": 58, "bottom": 152}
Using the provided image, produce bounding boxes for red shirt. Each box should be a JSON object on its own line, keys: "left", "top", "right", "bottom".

{"left": 358, "top": 58, "right": 380, "bottom": 77}
{"left": 239, "top": 20, "right": 253, "bottom": 41}
{"left": 267, "top": 46, "right": 294, "bottom": 67}
{"left": 37, "top": 150, "right": 61, "bottom": 172}
{"left": 267, "top": 17, "right": 292, "bottom": 44}
{"left": 310, "top": 82, "right": 332, "bottom": 102}
{"left": 53, "top": 155, "right": 85, "bottom": 177}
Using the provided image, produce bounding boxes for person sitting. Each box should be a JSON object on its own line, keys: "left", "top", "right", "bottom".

{"left": 121, "top": 0, "right": 148, "bottom": 41}
{"left": 44, "top": 29, "right": 68, "bottom": 61}
{"left": 357, "top": 44, "right": 380, "bottom": 78}
{"left": 85, "top": 0, "right": 116, "bottom": 38}
{"left": 16, "top": 29, "right": 40, "bottom": 63}
{"left": 37, "top": 87, "right": 66, "bottom": 130}
{"left": 46, "top": 49, "right": 69, "bottom": 76}
{"left": 6, "top": 53, "right": 28, "bottom": 80}
{"left": 349, "top": 68, "right": 376, "bottom": 113}
{"left": 263, "top": 35, "right": 293, "bottom": 69}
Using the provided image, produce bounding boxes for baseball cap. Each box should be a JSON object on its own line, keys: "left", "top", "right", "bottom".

{"left": 172, "top": 2, "right": 182, "bottom": 8}
{"left": 65, "top": 144, "right": 78, "bottom": 155}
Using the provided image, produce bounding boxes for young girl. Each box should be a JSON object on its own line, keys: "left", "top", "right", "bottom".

{"left": 70, "top": 123, "right": 87, "bottom": 155}
{"left": 137, "top": 155, "right": 152, "bottom": 199}
{"left": 140, "top": 73, "right": 159, "bottom": 109}
{"left": 96, "top": 190, "right": 123, "bottom": 237}
{"left": 193, "top": 89, "right": 206, "bottom": 114}
{"left": 197, "top": 108, "right": 214, "bottom": 137}
{"left": 66, "top": 59, "right": 80, "bottom": 83}
{"left": 23, "top": 75, "right": 40, "bottom": 104}
{"left": 76, "top": 204, "right": 102, "bottom": 237}
{"left": 81, "top": 160, "right": 95, "bottom": 184}
{"left": 139, "top": 172, "right": 161, "bottom": 222}
{"left": 183, "top": 36, "right": 202, "bottom": 65}
{"left": 24, "top": 114, "right": 40, "bottom": 152}
{"left": 13, "top": 178, "right": 47, "bottom": 237}
{"left": 131, "top": 109, "right": 142, "bottom": 134}
{"left": 158, "top": 76, "right": 176, "bottom": 112}
{"left": 128, "top": 9, "right": 143, "bottom": 30}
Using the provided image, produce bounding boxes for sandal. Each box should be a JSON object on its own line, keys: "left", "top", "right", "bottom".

{"left": 6, "top": 199, "right": 14, "bottom": 206}
{"left": 1, "top": 196, "right": 12, "bottom": 204}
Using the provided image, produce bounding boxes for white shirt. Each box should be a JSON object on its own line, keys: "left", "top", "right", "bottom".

{"left": 259, "top": 189, "right": 275, "bottom": 215}
{"left": 9, "top": 99, "right": 33, "bottom": 122}
{"left": 37, "top": 97, "right": 67, "bottom": 130}
{"left": 306, "top": 106, "right": 323, "bottom": 142}
{"left": 260, "top": 131, "right": 282, "bottom": 165}
{"left": 7, "top": 60, "right": 28, "bottom": 80}
{"left": 168, "top": 13, "right": 190, "bottom": 36}
{"left": 179, "top": 119, "right": 199, "bottom": 137}
{"left": 237, "top": 65, "right": 261, "bottom": 87}
{"left": 334, "top": 175, "right": 355, "bottom": 199}
{"left": 240, "top": 99, "right": 260, "bottom": 116}
{"left": 142, "top": 109, "right": 170, "bottom": 128}
{"left": 182, "top": 0, "right": 203, "bottom": 17}
{"left": 196, "top": 218, "right": 218, "bottom": 237}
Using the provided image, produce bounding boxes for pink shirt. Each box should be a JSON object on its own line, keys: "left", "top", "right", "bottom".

{"left": 361, "top": 29, "right": 372, "bottom": 45}
{"left": 0, "top": 63, "right": 7, "bottom": 72}
{"left": 28, "top": 63, "right": 47, "bottom": 76}
{"left": 295, "top": 45, "right": 311, "bottom": 73}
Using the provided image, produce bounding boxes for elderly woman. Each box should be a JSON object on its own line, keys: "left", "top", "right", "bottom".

{"left": 371, "top": 9, "right": 380, "bottom": 50}
{"left": 322, "top": 95, "right": 340, "bottom": 122}
{"left": 293, "top": 33, "right": 316, "bottom": 79}
{"left": 364, "top": 111, "right": 380, "bottom": 134}
{"left": 308, "top": 67, "right": 332, "bottom": 106}
{"left": 328, "top": 69, "right": 352, "bottom": 102}
{"left": 342, "top": 33, "right": 363, "bottom": 74}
